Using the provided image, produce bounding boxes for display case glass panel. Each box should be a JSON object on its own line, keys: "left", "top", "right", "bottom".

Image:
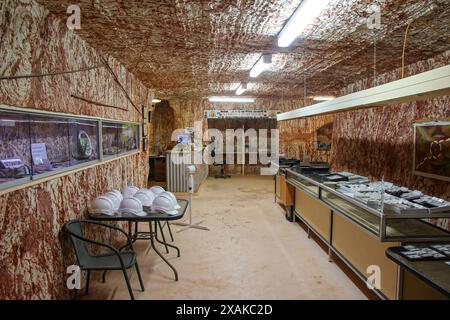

{"left": 286, "top": 171, "right": 319, "bottom": 197}
{"left": 321, "top": 189, "right": 380, "bottom": 235}
{"left": 119, "top": 123, "right": 139, "bottom": 153}
{"left": 30, "top": 115, "right": 70, "bottom": 175}
{"left": 69, "top": 119, "right": 100, "bottom": 166}
{"left": 0, "top": 111, "right": 32, "bottom": 186}
{"left": 384, "top": 218, "right": 450, "bottom": 241}
{"left": 102, "top": 122, "right": 120, "bottom": 157}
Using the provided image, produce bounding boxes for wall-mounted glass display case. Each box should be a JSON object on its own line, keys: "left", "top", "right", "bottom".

{"left": 69, "top": 119, "right": 100, "bottom": 166}
{"left": 0, "top": 107, "right": 140, "bottom": 191}
{"left": 119, "top": 123, "right": 139, "bottom": 153}
{"left": 102, "top": 122, "right": 121, "bottom": 157}
{"left": 0, "top": 111, "right": 32, "bottom": 187}
{"left": 30, "top": 115, "right": 71, "bottom": 176}
{"left": 102, "top": 122, "right": 139, "bottom": 157}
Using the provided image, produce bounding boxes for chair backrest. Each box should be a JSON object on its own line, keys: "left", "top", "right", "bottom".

{"left": 64, "top": 220, "right": 91, "bottom": 267}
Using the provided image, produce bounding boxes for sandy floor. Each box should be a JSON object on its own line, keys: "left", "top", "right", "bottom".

{"left": 84, "top": 175, "right": 366, "bottom": 300}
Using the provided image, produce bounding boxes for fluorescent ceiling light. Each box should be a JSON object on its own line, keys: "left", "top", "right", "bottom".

{"left": 208, "top": 96, "right": 255, "bottom": 103}
{"left": 236, "top": 83, "right": 248, "bottom": 95}
{"left": 313, "top": 96, "right": 335, "bottom": 101}
{"left": 152, "top": 99, "right": 161, "bottom": 104}
{"left": 249, "top": 54, "right": 272, "bottom": 78}
{"left": 278, "top": 0, "right": 331, "bottom": 48}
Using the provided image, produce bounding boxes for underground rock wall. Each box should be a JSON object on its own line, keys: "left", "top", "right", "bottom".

{"left": 0, "top": 0, "right": 152, "bottom": 299}
{"left": 331, "top": 50, "right": 450, "bottom": 201}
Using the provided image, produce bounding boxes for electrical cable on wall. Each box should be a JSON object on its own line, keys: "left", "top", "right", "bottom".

{"left": 99, "top": 55, "right": 142, "bottom": 116}
{"left": 0, "top": 65, "right": 103, "bottom": 81}
{"left": 402, "top": 19, "right": 450, "bottom": 78}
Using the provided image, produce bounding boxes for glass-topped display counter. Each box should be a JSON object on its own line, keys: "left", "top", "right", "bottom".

{"left": 285, "top": 171, "right": 320, "bottom": 198}
{"left": 286, "top": 168, "right": 450, "bottom": 242}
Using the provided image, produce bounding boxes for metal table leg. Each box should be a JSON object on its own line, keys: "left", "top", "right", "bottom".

{"left": 155, "top": 221, "right": 180, "bottom": 257}
{"left": 146, "top": 221, "right": 179, "bottom": 281}
{"left": 155, "top": 221, "right": 170, "bottom": 253}
{"left": 166, "top": 222, "right": 175, "bottom": 242}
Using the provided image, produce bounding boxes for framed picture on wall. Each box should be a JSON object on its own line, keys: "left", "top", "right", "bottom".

{"left": 317, "top": 122, "right": 333, "bottom": 151}
{"left": 413, "top": 121, "right": 450, "bottom": 182}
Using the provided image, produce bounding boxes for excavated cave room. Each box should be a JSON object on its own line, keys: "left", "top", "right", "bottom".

{"left": 0, "top": 0, "right": 449, "bottom": 305}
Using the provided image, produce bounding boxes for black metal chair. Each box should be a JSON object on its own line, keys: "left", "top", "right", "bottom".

{"left": 64, "top": 219, "right": 145, "bottom": 300}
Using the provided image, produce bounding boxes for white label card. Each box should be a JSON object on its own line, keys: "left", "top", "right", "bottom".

{"left": 31, "top": 143, "right": 48, "bottom": 165}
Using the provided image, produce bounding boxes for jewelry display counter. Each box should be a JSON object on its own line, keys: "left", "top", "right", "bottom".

{"left": 283, "top": 168, "right": 450, "bottom": 300}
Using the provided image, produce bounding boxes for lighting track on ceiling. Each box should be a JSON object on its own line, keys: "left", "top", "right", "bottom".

{"left": 211, "top": 0, "right": 332, "bottom": 103}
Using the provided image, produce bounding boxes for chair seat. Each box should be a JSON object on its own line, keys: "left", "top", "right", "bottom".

{"left": 81, "top": 251, "right": 137, "bottom": 270}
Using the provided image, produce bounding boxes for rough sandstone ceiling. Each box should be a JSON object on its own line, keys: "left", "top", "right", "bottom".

{"left": 36, "top": 0, "right": 450, "bottom": 100}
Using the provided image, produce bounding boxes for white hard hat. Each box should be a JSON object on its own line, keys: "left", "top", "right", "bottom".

{"left": 119, "top": 197, "right": 146, "bottom": 217}
{"left": 151, "top": 193, "right": 178, "bottom": 215}
{"left": 123, "top": 185, "right": 139, "bottom": 198}
{"left": 88, "top": 196, "right": 115, "bottom": 216}
{"left": 134, "top": 189, "right": 156, "bottom": 207}
{"left": 160, "top": 191, "right": 180, "bottom": 209}
{"left": 104, "top": 191, "right": 122, "bottom": 210}
{"left": 111, "top": 189, "right": 123, "bottom": 201}
{"left": 150, "top": 186, "right": 165, "bottom": 196}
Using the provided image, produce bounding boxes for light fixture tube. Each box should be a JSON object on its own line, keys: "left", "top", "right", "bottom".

{"left": 278, "top": 0, "right": 331, "bottom": 48}
{"left": 313, "top": 96, "right": 335, "bottom": 101}
{"left": 236, "top": 83, "right": 248, "bottom": 95}
{"left": 208, "top": 96, "right": 255, "bottom": 103}
{"left": 249, "top": 54, "right": 272, "bottom": 78}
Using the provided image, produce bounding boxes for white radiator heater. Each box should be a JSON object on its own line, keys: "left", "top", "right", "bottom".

{"left": 166, "top": 150, "right": 208, "bottom": 193}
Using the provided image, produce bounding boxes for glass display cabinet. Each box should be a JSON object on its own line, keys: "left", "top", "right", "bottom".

{"left": 285, "top": 171, "right": 320, "bottom": 198}
{"left": 285, "top": 168, "right": 450, "bottom": 300}
{"left": 102, "top": 122, "right": 139, "bottom": 158}
{"left": 119, "top": 123, "right": 139, "bottom": 153}
{"left": 102, "top": 122, "right": 121, "bottom": 157}
{"left": 0, "top": 107, "right": 140, "bottom": 191}
{"left": 0, "top": 111, "right": 32, "bottom": 188}
{"left": 286, "top": 169, "right": 450, "bottom": 243}
{"left": 69, "top": 119, "right": 100, "bottom": 166}
{"left": 30, "top": 115, "right": 71, "bottom": 177}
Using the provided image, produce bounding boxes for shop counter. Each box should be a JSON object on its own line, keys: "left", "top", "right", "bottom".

{"left": 280, "top": 168, "right": 450, "bottom": 300}
{"left": 386, "top": 246, "right": 450, "bottom": 300}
